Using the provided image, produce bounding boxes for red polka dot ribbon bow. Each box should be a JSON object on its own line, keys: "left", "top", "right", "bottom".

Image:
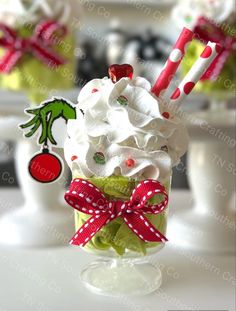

{"left": 64, "top": 178, "right": 169, "bottom": 247}
{"left": 194, "top": 17, "right": 236, "bottom": 80}
{"left": 0, "top": 20, "right": 67, "bottom": 73}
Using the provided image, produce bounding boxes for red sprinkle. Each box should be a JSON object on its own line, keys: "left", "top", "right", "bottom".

{"left": 125, "top": 158, "right": 135, "bottom": 168}
{"left": 71, "top": 155, "right": 78, "bottom": 161}
{"left": 92, "top": 88, "right": 99, "bottom": 93}
{"left": 162, "top": 112, "right": 170, "bottom": 119}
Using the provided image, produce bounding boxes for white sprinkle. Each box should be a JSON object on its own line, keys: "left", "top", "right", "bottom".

{"left": 79, "top": 228, "right": 83, "bottom": 233}
{"left": 92, "top": 203, "right": 97, "bottom": 207}
{"left": 95, "top": 211, "right": 100, "bottom": 214}
{"left": 90, "top": 218, "right": 95, "bottom": 223}
{"left": 84, "top": 223, "right": 89, "bottom": 228}
{"left": 161, "top": 239, "right": 166, "bottom": 243}
{"left": 133, "top": 229, "right": 138, "bottom": 234}
{"left": 150, "top": 227, "right": 155, "bottom": 233}
{"left": 128, "top": 223, "right": 133, "bottom": 228}
{"left": 79, "top": 193, "right": 84, "bottom": 198}
{"left": 74, "top": 234, "right": 78, "bottom": 239}
{"left": 144, "top": 221, "right": 149, "bottom": 227}
{"left": 82, "top": 181, "right": 87, "bottom": 184}
{"left": 86, "top": 198, "right": 92, "bottom": 203}
{"left": 143, "top": 196, "right": 146, "bottom": 201}
{"left": 69, "top": 200, "right": 73, "bottom": 204}
{"left": 95, "top": 215, "right": 100, "bottom": 219}
{"left": 88, "top": 184, "right": 94, "bottom": 188}
{"left": 147, "top": 191, "right": 153, "bottom": 196}
{"left": 82, "top": 208, "right": 87, "bottom": 212}
{"left": 89, "top": 209, "right": 93, "bottom": 213}
{"left": 139, "top": 235, "right": 144, "bottom": 239}
{"left": 155, "top": 233, "right": 161, "bottom": 238}
{"left": 85, "top": 237, "right": 89, "bottom": 242}
{"left": 140, "top": 215, "right": 145, "bottom": 221}
{"left": 72, "top": 191, "right": 77, "bottom": 194}
{"left": 144, "top": 180, "right": 149, "bottom": 184}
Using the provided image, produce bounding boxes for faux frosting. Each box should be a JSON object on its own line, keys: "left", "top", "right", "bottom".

{"left": 172, "top": 0, "right": 235, "bottom": 29}
{"left": 64, "top": 76, "right": 188, "bottom": 182}
{"left": 0, "top": 0, "right": 74, "bottom": 27}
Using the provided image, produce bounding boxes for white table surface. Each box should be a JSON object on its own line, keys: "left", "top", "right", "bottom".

{"left": 0, "top": 189, "right": 235, "bottom": 311}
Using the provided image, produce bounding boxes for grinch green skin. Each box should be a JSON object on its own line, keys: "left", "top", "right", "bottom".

{"left": 20, "top": 98, "right": 76, "bottom": 145}
{"left": 74, "top": 175, "right": 171, "bottom": 256}
{"left": 0, "top": 24, "right": 76, "bottom": 104}
{"left": 182, "top": 40, "right": 236, "bottom": 98}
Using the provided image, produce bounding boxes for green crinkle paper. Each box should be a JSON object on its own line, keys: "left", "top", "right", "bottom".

{"left": 0, "top": 24, "right": 76, "bottom": 104}
{"left": 74, "top": 176, "right": 171, "bottom": 256}
{"left": 182, "top": 40, "right": 236, "bottom": 98}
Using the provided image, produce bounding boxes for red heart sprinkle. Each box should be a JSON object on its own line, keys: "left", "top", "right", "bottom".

{"left": 108, "top": 64, "right": 134, "bottom": 83}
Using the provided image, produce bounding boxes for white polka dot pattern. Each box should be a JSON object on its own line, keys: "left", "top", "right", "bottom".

{"left": 151, "top": 27, "right": 194, "bottom": 98}
{"left": 64, "top": 178, "right": 169, "bottom": 247}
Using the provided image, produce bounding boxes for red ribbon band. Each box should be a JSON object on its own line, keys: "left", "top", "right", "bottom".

{"left": 64, "top": 178, "right": 169, "bottom": 247}
{"left": 0, "top": 20, "right": 67, "bottom": 73}
{"left": 194, "top": 17, "right": 236, "bottom": 80}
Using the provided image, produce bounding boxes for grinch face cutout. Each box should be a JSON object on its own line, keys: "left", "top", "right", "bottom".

{"left": 20, "top": 98, "right": 76, "bottom": 183}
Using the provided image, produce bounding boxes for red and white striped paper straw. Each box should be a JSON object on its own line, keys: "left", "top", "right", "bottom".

{"left": 151, "top": 27, "right": 194, "bottom": 98}
{"left": 170, "top": 41, "right": 222, "bottom": 106}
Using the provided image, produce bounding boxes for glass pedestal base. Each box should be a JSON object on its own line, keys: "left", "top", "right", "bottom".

{"left": 81, "top": 258, "right": 162, "bottom": 296}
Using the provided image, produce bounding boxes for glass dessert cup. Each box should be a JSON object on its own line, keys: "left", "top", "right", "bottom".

{"left": 73, "top": 175, "right": 171, "bottom": 296}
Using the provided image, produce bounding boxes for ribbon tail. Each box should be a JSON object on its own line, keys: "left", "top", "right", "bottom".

{"left": 31, "top": 42, "right": 66, "bottom": 68}
{"left": 0, "top": 50, "right": 22, "bottom": 73}
{"left": 124, "top": 213, "right": 168, "bottom": 243}
{"left": 70, "top": 214, "right": 111, "bottom": 247}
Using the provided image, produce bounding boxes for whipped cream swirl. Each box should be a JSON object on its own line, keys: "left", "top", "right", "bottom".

{"left": 64, "top": 76, "right": 188, "bottom": 182}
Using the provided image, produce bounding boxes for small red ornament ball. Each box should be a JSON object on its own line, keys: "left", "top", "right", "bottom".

{"left": 28, "top": 149, "right": 62, "bottom": 183}
{"left": 125, "top": 158, "right": 135, "bottom": 168}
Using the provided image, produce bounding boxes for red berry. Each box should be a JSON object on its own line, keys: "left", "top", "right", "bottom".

{"left": 125, "top": 158, "right": 135, "bottom": 168}
{"left": 71, "top": 155, "right": 78, "bottom": 161}
{"left": 162, "top": 112, "right": 170, "bottom": 119}
{"left": 108, "top": 64, "right": 134, "bottom": 83}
